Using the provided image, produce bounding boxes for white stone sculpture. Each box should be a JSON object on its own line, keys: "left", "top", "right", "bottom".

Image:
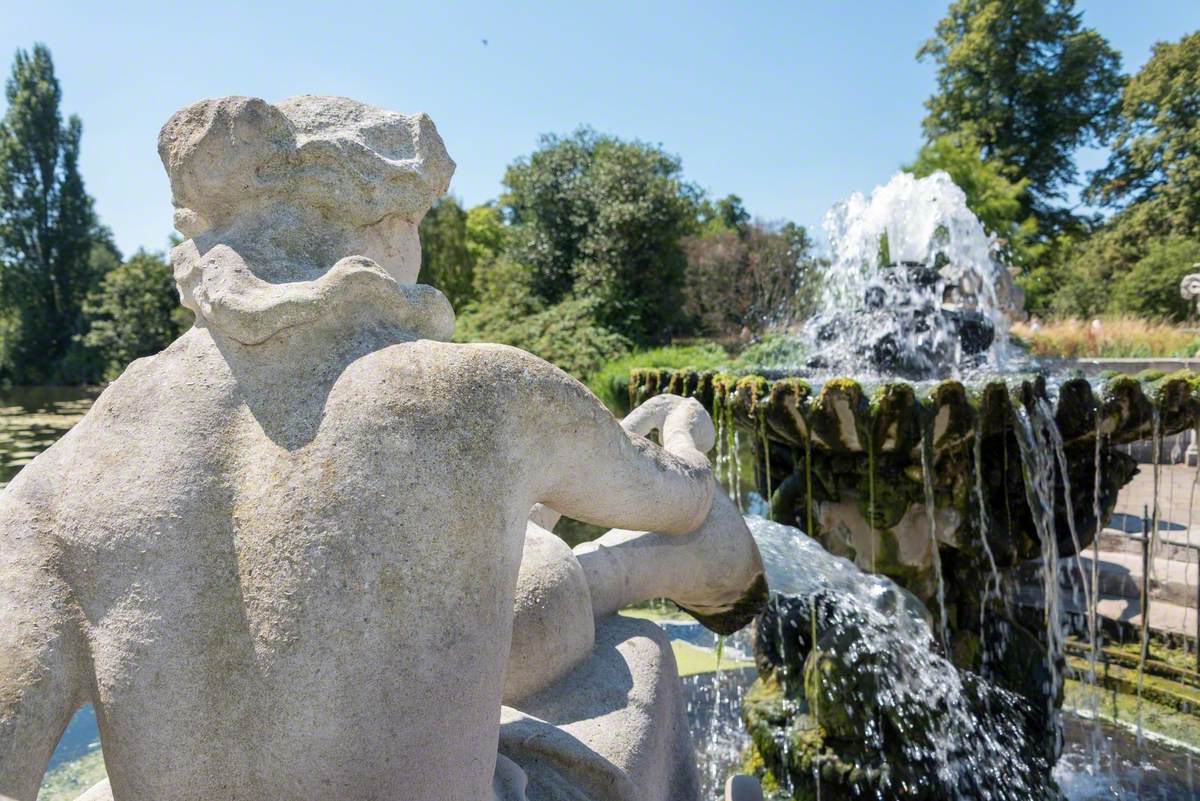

{"left": 1180, "top": 267, "right": 1200, "bottom": 316}
{"left": 0, "top": 96, "right": 765, "bottom": 801}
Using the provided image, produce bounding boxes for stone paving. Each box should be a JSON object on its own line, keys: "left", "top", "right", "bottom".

{"left": 1069, "top": 462, "right": 1200, "bottom": 640}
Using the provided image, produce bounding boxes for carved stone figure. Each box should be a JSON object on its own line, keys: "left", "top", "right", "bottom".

{"left": 0, "top": 96, "right": 765, "bottom": 801}
{"left": 1180, "top": 268, "right": 1200, "bottom": 316}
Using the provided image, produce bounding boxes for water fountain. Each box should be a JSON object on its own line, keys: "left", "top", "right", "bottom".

{"left": 631, "top": 172, "right": 1200, "bottom": 798}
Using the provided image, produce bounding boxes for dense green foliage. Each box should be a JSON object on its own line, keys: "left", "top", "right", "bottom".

{"left": 430, "top": 132, "right": 817, "bottom": 380}
{"left": 1045, "top": 33, "right": 1200, "bottom": 320}
{"left": 498, "top": 128, "right": 699, "bottom": 344}
{"left": 81, "top": 250, "right": 193, "bottom": 380}
{"left": 918, "top": 0, "right": 1122, "bottom": 225}
{"left": 416, "top": 196, "right": 475, "bottom": 309}
{"left": 586, "top": 342, "right": 729, "bottom": 414}
{"left": 1089, "top": 31, "right": 1200, "bottom": 234}
{"left": 681, "top": 197, "right": 820, "bottom": 340}
{"left": 0, "top": 44, "right": 119, "bottom": 383}
{"left": 456, "top": 255, "right": 633, "bottom": 379}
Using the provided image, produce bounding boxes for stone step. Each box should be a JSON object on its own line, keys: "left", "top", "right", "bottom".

{"left": 1015, "top": 585, "right": 1199, "bottom": 641}
{"left": 1066, "top": 551, "right": 1200, "bottom": 608}
{"left": 1097, "top": 514, "right": 1200, "bottom": 564}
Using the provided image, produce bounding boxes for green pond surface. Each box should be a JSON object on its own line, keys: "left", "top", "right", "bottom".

{"left": 0, "top": 386, "right": 98, "bottom": 487}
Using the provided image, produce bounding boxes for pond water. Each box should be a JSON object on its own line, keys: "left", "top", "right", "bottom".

{"left": 0, "top": 386, "right": 98, "bottom": 487}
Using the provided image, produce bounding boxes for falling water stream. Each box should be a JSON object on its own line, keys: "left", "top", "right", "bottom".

{"left": 919, "top": 422, "right": 952, "bottom": 654}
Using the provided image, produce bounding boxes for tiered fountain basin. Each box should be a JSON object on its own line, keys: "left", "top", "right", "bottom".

{"left": 628, "top": 367, "right": 1200, "bottom": 575}
{"left": 629, "top": 367, "right": 1200, "bottom": 799}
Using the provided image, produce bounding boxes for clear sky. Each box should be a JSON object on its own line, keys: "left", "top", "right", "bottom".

{"left": 2, "top": 1, "right": 1197, "bottom": 257}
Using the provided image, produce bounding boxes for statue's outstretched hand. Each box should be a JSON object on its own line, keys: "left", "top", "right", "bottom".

{"left": 620, "top": 394, "right": 715, "bottom": 457}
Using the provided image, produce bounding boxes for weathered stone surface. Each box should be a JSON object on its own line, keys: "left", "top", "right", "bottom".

{"left": 0, "top": 96, "right": 766, "bottom": 801}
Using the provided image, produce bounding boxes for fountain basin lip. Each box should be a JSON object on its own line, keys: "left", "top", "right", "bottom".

{"left": 626, "top": 365, "right": 1200, "bottom": 453}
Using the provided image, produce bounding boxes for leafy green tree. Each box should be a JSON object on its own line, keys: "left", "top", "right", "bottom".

{"left": 0, "top": 44, "right": 117, "bottom": 382}
{"left": 81, "top": 250, "right": 192, "bottom": 380}
{"left": 1109, "top": 237, "right": 1200, "bottom": 321}
{"left": 1088, "top": 32, "right": 1200, "bottom": 237}
{"left": 697, "top": 194, "right": 751, "bottom": 237}
{"left": 501, "top": 128, "right": 700, "bottom": 344}
{"left": 1052, "top": 33, "right": 1200, "bottom": 320}
{"left": 918, "top": 0, "right": 1122, "bottom": 225}
{"left": 417, "top": 196, "right": 474, "bottom": 310}
{"left": 906, "top": 133, "right": 1039, "bottom": 262}
{"left": 682, "top": 220, "right": 817, "bottom": 339}
{"left": 465, "top": 203, "right": 508, "bottom": 266}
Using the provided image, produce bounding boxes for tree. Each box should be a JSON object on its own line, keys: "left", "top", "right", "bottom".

{"left": 500, "top": 128, "right": 700, "bottom": 344}
{"left": 0, "top": 44, "right": 116, "bottom": 382}
{"left": 1110, "top": 237, "right": 1200, "bottom": 322}
{"left": 918, "top": 0, "right": 1122, "bottom": 225}
{"left": 464, "top": 203, "right": 507, "bottom": 266}
{"left": 1051, "top": 33, "right": 1200, "bottom": 320}
{"left": 697, "top": 194, "right": 751, "bottom": 237}
{"left": 906, "top": 133, "right": 1039, "bottom": 264}
{"left": 682, "top": 220, "right": 817, "bottom": 340}
{"left": 81, "top": 250, "right": 193, "bottom": 380}
{"left": 417, "top": 196, "right": 475, "bottom": 310}
{"left": 1088, "top": 32, "right": 1200, "bottom": 237}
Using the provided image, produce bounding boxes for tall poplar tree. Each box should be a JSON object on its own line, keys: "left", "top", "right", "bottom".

{"left": 0, "top": 44, "right": 113, "bottom": 382}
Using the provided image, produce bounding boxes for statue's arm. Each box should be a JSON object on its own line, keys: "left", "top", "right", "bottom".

{"left": 518, "top": 357, "right": 715, "bottom": 535}
{"left": 0, "top": 497, "right": 88, "bottom": 801}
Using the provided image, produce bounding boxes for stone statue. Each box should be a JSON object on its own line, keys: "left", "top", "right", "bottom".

{"left": 0, "top": 96, "right": 766, "bottom": 801}
{"left": 1180, "top": 267, "right": 1200, "bottom": 317}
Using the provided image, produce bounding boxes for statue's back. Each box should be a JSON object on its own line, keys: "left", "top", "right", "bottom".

{"left": 10, "top": 329, "right": 532, "bottom": 801}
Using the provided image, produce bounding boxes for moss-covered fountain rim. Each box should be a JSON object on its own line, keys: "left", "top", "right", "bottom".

{"left": 627, "top": 367, "right": 1200, "bottom": 453}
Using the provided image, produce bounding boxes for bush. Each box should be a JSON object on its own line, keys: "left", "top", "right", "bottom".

{"left": 1110, "top": 237, "right": 1200, "bottom": 322}
{"left": 81, "top": 250, "right": 193, "bottom": 380}
{"left": 586, "top": 342, "right": 728, "bottom": 414}
{"left": 456, "top": 258, "right": 633, "bottom": 380}
{"left": 729, "top": 334, "right": 808, "bottom": 372}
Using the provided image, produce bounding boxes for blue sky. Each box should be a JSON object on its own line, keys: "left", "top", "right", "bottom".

{"left": 2, "top": 1, "right": 1197, "bottom": 257}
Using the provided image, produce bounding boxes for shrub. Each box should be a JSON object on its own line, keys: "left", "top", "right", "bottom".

{"left": 729, "top": 334, "right": 808, "bottom": 372}
{"left": 586, "top": 342, "right": 728, "bottom": 414}
{"left": 81, "top": 250, "right": 193, "bottom": 380}
{"left": 1110, "top": 237, "right": 1200, "bottom": 322}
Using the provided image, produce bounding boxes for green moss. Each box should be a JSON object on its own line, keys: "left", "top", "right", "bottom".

{"left": 1066, "top": 653, "right": 1200, "bottom": 718}
{"left": 810, "top": 379, "right": 868, "bottom": 451}
{"left": 1064, "top": 677, "right": 1200, "bottom": 748}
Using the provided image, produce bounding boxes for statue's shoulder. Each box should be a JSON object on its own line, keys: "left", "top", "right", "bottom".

{"left": 365, "top": 339, "right": 583, "bottom": 408}
{"left": 87, "top": 327, "right": 231, "bottom": 414}
{"left": 364, "top": 338, "right": 548, "bottom": 376}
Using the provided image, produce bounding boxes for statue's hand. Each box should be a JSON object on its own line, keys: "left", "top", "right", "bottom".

{"left": 621, "top": 394, "right": 715, "bottom": 456}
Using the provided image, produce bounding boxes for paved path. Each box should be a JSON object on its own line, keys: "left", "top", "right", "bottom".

{"left": 1058, "top": 463, "right": 1200, "bottom": 640}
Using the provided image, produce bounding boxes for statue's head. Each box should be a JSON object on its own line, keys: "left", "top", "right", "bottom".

{"left": 159, "top": 96, "right": 456, "bottom": 344}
